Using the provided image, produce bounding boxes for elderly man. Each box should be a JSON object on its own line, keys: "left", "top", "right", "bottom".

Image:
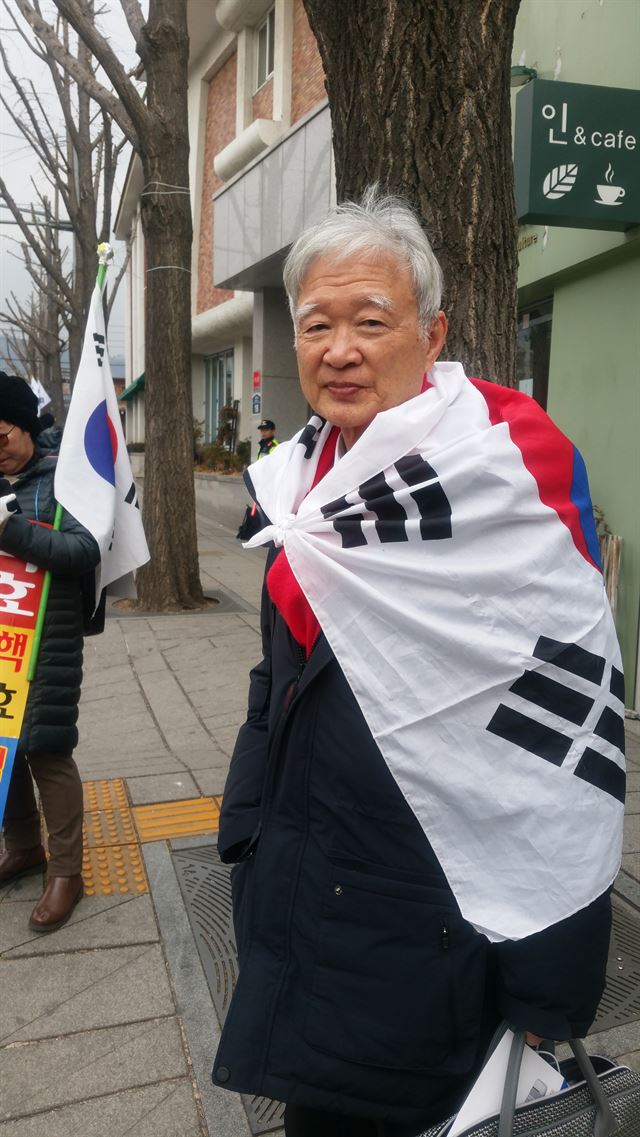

{"left": 212, "top": 190, "right": 622, "bottom": 1136}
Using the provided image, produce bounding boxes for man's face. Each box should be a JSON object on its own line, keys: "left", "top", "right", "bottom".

{"left": 295, "top": 252, "right": 447, "bottom": 448}
{"left": 0, "top": 421, "right": 34, "bottom": 476}
{"left": 259, "top": 428, "right": 274, "bottom": 442}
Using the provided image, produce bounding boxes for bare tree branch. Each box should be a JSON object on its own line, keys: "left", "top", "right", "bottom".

{"left": 14, "top": 0, "right": 142, "bottom": 144}
{"left": 53, "top": 0, "right": 151, "bottom": 136}
{"left": 119, "top": 0, "right": 145, "bottom": 48}
{"left": 0, "top": 37, "right": 72, "bottom": 219}
{"left": 0, "top": 175, "right": 75, "bottom": 309}
{"left": 106, "top": 238, "right": 131, "bottom": 321}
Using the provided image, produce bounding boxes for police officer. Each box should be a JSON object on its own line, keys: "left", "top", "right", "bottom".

{"left": 257, "top": 419, "right": 279, "bottom": 458}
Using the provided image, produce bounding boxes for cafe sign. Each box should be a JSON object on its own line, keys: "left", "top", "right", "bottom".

{"left": 514, "top": 79, "right": 640, "bottom": 231}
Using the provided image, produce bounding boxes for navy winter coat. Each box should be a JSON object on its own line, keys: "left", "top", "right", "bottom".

{"left": 213, "top": 548, "right": 612, "bottom": 1127}
{"left": 0, "top": 452, "right": 100, "bottom": 754}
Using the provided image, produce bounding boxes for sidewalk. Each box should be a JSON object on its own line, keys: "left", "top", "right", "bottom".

{"left": 1, "top": 501, "right": 639, "bottom": 1136}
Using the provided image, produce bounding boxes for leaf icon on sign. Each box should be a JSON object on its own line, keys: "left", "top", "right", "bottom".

{"left": 543, "top": 164, "right": 579, "bottom": 199}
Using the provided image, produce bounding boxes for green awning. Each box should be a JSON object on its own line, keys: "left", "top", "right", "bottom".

{"left": 120, "top": 373, "right": 145, "bottom": 401}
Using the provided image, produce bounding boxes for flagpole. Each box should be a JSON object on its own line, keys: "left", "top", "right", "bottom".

{"left": 27, "top": 246, "right": 113, "bottom": 682}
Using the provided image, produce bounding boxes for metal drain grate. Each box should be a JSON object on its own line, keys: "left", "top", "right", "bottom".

{"left": 594, "top": 894, "right": 640, "bottom": 1032}
{"left": 172, "top": 844, "right": 284, "bottom": 1135}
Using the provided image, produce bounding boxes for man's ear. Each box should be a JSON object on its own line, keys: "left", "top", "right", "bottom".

{"left": 425, "top": 311, "right": 448, "bottom": 368}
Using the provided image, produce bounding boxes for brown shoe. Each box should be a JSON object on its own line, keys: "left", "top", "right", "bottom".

{"left": 0, "top": 845, "right": 47, "bottom": 885}
{"left": 29, "top": 874, "right": 83, "bottom": 933}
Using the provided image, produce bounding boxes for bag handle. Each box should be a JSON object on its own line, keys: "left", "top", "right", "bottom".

{"left": 498, "top": 1030, "right": 618, "bottom": 1137}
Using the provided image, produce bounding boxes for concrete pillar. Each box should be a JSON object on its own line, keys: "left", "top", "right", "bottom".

{"left": 252, "top": 287, "right": 308, "bottom": 450}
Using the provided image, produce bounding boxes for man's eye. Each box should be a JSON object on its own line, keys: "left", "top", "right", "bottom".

{"left": 303, "top": 323, "right": 328, "bottom": 334}
{"left": 361, "top": 319, "right": 384, "bottom": 328}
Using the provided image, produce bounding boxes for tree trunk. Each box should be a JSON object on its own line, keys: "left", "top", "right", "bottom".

{"left": 303, "top": 0, "right": 521, "bottom": 384}
{"left": 134, "top": 0, "right": 204, "bottom": 610}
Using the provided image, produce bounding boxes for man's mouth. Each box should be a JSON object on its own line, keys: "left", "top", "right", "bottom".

{"left": 325, "top": 382, "right": 366, "bottom": 396}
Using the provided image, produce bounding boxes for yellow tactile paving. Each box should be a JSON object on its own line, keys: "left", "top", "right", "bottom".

{"left": 82, "top": 843, "right": 149, "bottom": 896}
{"left": 75, "top": 780, "right": 222, "bottom": 894}
{"left": 83, "top": 778, "right": 129, "bottom": 812}
{"left": 133, "top": 797, "right": 221, "bottom": 842}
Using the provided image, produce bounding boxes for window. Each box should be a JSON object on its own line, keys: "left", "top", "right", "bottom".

{"left": 255, "top": 6, "right": 275, "bottom": 92}
{"left": 516, "top": 299, "right": 553, "bottom": 410}
{"left": 204, "top": 349, "right": 234, "bottom": 444}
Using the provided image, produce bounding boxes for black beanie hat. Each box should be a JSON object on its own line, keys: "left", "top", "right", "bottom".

{"left": 0, "top": 372, "right": 41, "bottom": 439}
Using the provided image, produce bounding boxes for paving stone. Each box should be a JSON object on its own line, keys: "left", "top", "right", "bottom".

{"left": 616, "top": 1050, "right": 640, "bottom": 1071}
{"left": 126, "top": 773, "right": 199, "bottom": 805}
{"left": 143, "top": 840, "right": 253, "bottom": 1137}
{"left": 0, "top": 1079, "right": 202, "bottom": 1137}
{"left": 0, "top": 944, "right": 174, "bottom": 1043}
{"left": 191, "top": 767, "right": 229, "bottom": 796}
{"left": 0, "top": 1016, "right": 186, "bottom": 1120}
{"left": 580, "top": 1017, "right": 640, "bottom": 1059}
{"left": 622, "top": 851, "right": 640, "bottom": 878}
{"left": 132, "top": 653, "right": 170, "bottom": 675}
{"left": 623, "top": 814, "right": 640, "bottom": 853}
{"left": 626, "top": 791, "right": 640, "bottom": 814}
{"left": 2, "top": 894, "right": 158, "bottom": 957}
{"left": 0, "top": 875, "right": 44, "bottom": 903}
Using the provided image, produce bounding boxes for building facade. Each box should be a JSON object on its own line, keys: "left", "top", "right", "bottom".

{"left": 115, "top": 0, "right": 639, "bottom": 704}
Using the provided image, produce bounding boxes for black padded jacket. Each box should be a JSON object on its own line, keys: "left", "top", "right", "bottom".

{"left": 0, "top": 451, "right": 100, "bottom": 754}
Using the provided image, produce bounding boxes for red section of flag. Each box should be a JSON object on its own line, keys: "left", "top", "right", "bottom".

{"left": 471, "top": 378, "right": 599, "bottom": 571}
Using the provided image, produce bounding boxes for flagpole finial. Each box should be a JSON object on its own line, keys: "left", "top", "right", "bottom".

{"left": 97, "top": 243, "right": 114, "bottom": 265}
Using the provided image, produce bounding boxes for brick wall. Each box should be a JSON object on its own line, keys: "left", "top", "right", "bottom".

{"left": 252, "top": 76, "right": 274, "bottom": 120}
{"left": 291, "top": 0, "right": 326, "bottom": 124}
{"left": 197, "top": 53, "right": 237, "bottom": 314}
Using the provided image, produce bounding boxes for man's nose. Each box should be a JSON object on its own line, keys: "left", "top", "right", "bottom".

{"left": 323, "top": 328, "right": 362, "bottom": 367}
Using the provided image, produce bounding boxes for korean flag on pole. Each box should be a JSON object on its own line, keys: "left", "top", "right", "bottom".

{"left": 54, "top": 280, "right": 150, "bottom": 604}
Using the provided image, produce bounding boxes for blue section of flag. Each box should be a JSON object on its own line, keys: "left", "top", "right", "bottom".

{"left": 0, "top": 736, "right": 19, "bottom": 827}
{"left": 84, "top": 400, "right": 115, "bottom": 486}
{"left": 570, "top": 446, "right": 601, "bottom": 570}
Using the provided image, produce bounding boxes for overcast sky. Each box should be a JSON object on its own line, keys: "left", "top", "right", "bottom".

{"left": 0, "top": 2, "right": 143, "bottom": 365}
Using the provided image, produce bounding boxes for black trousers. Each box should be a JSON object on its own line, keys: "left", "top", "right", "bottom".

{"left": 283, "top": 1105, "right": 434, "bottom": 1136}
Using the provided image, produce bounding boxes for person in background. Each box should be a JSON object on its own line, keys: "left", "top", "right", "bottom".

{"left": 212, "top": 190, "right": 621, "bottom": 1136}
{"left": 36, "top": 410, "right": 63, "bottom": 454}
{"left": 0, "top": 373, "right": 100, "bottom": 932}
{"left": 256, "top": 418, "right": 279, "bottom": 458}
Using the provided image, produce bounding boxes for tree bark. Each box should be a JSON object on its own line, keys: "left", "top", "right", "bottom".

{"left": 133, "top": 1, "right": 204, "bottom": 609}
{"left": 303, "top": 0, "right": 521, "bottom": 384}
{"left": 15, "top": 0, "right": 205, "bottom": 610}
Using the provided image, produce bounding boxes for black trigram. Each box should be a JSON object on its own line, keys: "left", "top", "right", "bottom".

{"left": 93, "top": 333, "right": 105, "bottom": 368}
{"left": 298, "top": 416, "right": 326, "bottom": 459}
{"left": 320, "top": 455, "right": 452, "bottom": 549}
{"left": 487, "top": 637, "right": 625, "bottom": 804}
{"left": 124, "top": 481, "right": 139, "bottom": 509}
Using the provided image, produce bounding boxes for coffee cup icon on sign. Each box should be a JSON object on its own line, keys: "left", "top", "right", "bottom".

{"left": 596, "top": 164, "right": 626, "bottom": 206}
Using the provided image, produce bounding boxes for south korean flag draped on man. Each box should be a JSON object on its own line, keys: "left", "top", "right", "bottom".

{"left": 243, "top": 361, "right": 624, "bottom": 943}
{"left": 54, "top": 270, "right": 149, "bottom": 604}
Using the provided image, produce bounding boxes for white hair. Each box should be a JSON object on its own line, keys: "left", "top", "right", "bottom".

{"left": 282, "top": 186, "right": 443, "bottom": 334}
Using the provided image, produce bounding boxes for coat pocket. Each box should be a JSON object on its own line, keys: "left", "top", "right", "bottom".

{"left": 303, "top": 862, "right": 487, "bottom": 1074}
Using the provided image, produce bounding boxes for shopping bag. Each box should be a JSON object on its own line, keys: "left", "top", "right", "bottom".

{"left": 418, "top": 1025, "right": 640, "bottom": 1137}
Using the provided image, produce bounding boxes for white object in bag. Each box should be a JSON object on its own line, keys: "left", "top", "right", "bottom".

{"left": 448, "top": 1030, "right": 566, "bottom": 1137}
